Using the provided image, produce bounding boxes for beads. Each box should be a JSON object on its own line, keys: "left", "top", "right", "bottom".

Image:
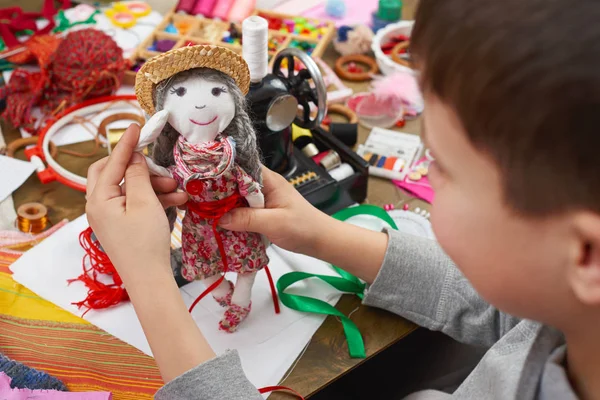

{"left": 383, "top": 204, "right": 395, "bottom": 211}
{"left": 259, "top": 13, "right": 328, "bottom": 38}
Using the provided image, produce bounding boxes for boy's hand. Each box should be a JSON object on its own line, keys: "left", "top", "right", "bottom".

{"left": 85, "top": 124, "right": 188, "bottom": 281}
{"left": 219, "top": 167, "right": 328, "bottom": 255}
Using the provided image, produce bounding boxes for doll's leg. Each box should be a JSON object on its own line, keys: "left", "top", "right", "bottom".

{"left": 202, "top": 274, "right": 234, "bottom": 307}
{"left": 219, "top": 272, "right": 257, "bottom": 333}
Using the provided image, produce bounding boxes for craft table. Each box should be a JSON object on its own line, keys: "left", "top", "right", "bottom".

{"left": 1, "top": 0, "right": 430, "bottom": 398}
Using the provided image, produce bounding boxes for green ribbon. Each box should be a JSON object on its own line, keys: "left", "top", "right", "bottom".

{"left": 276, "top": 205, "right": 398, "bottom": 358}
{"left": 53, "top": 10, "right": 100, "bottom": 33}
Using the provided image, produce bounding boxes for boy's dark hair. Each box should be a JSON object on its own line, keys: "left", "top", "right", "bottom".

{"left": 411, "top": 0, "right": 600, "bottom": 215}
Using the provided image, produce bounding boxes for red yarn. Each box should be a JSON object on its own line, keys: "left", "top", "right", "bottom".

{"left": 0, "top": 28, "right": 130, "bottom": 132}
{"left": 69, "top": 227, "right": 128, "bottom": 316}
{"left": 73, "top": 193, "right": 280, "bottom": 316}
{"left": 186, "top": 193, "right": 281, "bottom": 314}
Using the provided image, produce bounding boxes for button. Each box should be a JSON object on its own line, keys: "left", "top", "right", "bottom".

{"left": 186, "top": 180, "right": 203, "bottom": 195}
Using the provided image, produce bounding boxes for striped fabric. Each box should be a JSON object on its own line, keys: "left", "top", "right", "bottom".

{"left": 0, "top": 225, "right": 169, "bottom": 398}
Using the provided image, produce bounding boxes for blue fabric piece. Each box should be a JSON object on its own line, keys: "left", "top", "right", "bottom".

{"left": 337, "top": 25, "right": 353, "bottom": 42}
{"left": 0, "top": 353, "right": 68, "bottom": 391}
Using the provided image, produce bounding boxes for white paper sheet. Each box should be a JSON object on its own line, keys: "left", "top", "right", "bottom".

{"left": 0, "top": 156, "right": 37, "bottom": 203}
{"left": 10, "top": 215, "right": 344, "bottom": 392}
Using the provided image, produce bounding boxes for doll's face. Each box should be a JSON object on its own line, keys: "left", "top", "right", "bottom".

{"left": 162, "top": 74, "right": 236, "bottom": 143}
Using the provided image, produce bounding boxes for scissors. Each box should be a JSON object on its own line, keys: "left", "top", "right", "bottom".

{"left": 105, "top": 2, "right": 152, "bottom": 29}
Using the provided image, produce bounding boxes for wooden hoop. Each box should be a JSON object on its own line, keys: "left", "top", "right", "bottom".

{"left": 98, "top": 113, "right": 145, "bottom": 138}
{"left": 391, "top": 41, "right": 412, "bottom": 68}
{"left": 321, "top": 104, "right": 358, "bottom": 131}
{"left": 334, "top": 54, "right": 379, "bottom": 82}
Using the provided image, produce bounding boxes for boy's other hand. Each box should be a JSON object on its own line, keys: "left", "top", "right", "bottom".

{"left": 219, "top": 166, "right": 327, "bottom": 255}
{"left": 85, "top": 124, "right": 188, "bottom": 281}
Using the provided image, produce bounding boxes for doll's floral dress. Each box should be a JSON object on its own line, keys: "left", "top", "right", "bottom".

{"left": 170, "top": 135, "right": 269, "bottom": 281}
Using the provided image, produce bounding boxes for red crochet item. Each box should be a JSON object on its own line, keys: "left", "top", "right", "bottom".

{"left": 0, "top": 28, "right": 130, "bottom": 131}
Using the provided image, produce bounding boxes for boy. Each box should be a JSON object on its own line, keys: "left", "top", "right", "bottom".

{"left": 85, "top": 0, "right": 600, "bottom": 398}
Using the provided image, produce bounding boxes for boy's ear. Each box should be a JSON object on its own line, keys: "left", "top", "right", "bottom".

{"left": 569, "top": 212, "right": 600, "bottom": 306}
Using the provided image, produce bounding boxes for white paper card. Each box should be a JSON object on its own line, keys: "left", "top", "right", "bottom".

{"left": 0, "top": 155, "right": 37, "bottom": 203}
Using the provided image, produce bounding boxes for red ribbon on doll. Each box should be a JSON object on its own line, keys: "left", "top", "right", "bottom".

{"left": 185, "top": 192, "right": 280, "bottom": 315}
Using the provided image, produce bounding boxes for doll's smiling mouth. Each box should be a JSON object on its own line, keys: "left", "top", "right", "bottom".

{"left": 190, "top": 116, "right": 218, "bottom": 126}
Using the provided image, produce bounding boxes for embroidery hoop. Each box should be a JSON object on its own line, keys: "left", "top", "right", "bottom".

{"left": 25, "top": 94, "right": 139, "bottom": 192}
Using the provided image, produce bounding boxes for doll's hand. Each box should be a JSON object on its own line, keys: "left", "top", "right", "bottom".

{"left": 219, "top": 167, "right": 328, "bottom": 255}
{"left": 245, "top": 191, "right": 264, "bottom": 209}
{"left": 86, "top": 124, "right": 188, "bottom": 279}
{"left": 135, "top": 109, "right": 169, "bottom": 152}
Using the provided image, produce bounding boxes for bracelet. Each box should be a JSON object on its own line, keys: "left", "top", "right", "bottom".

{"left": 6, "top": 137, "right": 58, "bottom": 158}
{"left": 321, "top": 104, "right": 358, "bottom": 130}
{"left": 391, "top": 41, "right": 412, "bottom": 68}
{"left": 334, "top": 54, "right": 379, "bottom": 82}
{"left": 98, "top": 113, "right": 145, "bottom": 138}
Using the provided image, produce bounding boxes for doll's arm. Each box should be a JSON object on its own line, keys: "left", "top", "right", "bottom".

{"left": 135, "top": 110, "right": 169, "bottom": 152}
{"left": 144, "top": 156, "right": 172, "bottom": 178}
{"left": 235, "top": 166, "right": 264, "bottom": 208}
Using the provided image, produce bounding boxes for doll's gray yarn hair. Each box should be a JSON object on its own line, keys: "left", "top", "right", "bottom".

{"left": 151, "top": 68, "right": 262, "bottom": 229}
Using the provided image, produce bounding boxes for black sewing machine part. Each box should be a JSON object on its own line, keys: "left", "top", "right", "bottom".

{"left": 247, "top": 48, "right": 368, "bottom": 215}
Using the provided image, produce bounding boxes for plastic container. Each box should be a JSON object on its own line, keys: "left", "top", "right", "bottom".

{"left": 371, "top": 20, "right": 415, "bottom": 76}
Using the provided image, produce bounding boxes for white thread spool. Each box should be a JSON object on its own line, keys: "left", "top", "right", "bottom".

{"left": 242, "top": 16, "right": 269, "bottom": 83}
{"left": 328, "top": 163, "right": 354, "bottom": 181}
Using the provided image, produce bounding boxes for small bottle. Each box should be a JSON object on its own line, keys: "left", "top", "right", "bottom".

{"left": 377, "top": 0, "right": 402, "bottom": 22}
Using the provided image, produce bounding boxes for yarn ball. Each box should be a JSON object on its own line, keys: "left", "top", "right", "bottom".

{"left": 326, "top": 0, "right": 347, "bottom": 18}
{"left": 46, "top": 28, "right": 129, "bottom": 107}
{"left": 333, "top": 25, "right": 375, "bottom": 56}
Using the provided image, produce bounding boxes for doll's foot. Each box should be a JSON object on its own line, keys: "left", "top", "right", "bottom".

{"left": 219, "top": 302, "right": 252, "bottom": 333}
{"left": 213, "top": 280, "right": 234, "bottom": 307}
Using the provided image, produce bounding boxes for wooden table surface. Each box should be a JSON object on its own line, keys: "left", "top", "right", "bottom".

{"left": 4, "top": 0, "right": 429, "bottom": 397}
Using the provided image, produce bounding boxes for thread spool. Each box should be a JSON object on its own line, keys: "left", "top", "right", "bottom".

{"left": 329, "top": 163, "right": 354, "bottom": 181}
{"left": 230, "top": 0, "right": 257, "bottom": 23}
{"left": 319, "top": 150, "right": 342, "bottom": 171}
{"left": 193, "top": 0, "right": 218, "bottom": 17}
{"left": 176, "top": 0, "right": 197, "bottom": 13}
{"left": 212, "top": 0, "right": 235, "bottom": 20}
{"left": 329, "top": 123, "right": 358, "bottom": 147}
{"left": 242, "top": 16, "right": 269, "bottom": 83}
{"left": 16, "top": 203, "right": 50, "bottom": 234}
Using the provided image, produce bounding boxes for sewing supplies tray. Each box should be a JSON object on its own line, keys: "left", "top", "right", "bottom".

{"left": 287, "top": 126, "right": 369, "bottom": 215}
{"left": 357, "top": 127, "right": 423, "bottom": 181}
{"left": 123, "top": 8, "right": 336, "bottom": 85}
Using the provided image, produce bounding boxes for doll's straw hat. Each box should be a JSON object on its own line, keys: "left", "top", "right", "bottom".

{"left": 135, "top": 45, "right": 251, "bottom": 115}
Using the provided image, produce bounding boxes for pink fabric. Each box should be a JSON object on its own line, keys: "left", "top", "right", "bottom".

{"left": 393, "top": 158, "right": 435, "bottom": 203}
{"left": 171, "top": 136, "right": 268, "bottom": 281}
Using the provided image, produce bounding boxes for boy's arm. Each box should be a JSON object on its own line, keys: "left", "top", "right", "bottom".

{"left": 359, "top": 228, "right": 521, "bottom": 348}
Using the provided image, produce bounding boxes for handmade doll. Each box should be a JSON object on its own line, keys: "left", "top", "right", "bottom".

{"left": 134, "top": 45, "right": 268, "bottom": 332}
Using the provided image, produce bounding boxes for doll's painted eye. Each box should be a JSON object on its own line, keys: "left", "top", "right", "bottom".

{"left": 211, "top": 87, "right": 226, "bottom": 97}
{"left": 170, "top": 87, "right": 187, "bottom": 97}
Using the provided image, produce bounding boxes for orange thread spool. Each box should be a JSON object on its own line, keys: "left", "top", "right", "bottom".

{"left": 16, "top": 203, "right": 50, "bottom": 234}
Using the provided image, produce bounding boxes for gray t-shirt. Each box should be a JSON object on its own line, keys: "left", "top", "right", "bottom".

{"left": 156, "top": 229, "right": 578, "bottom": 399}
